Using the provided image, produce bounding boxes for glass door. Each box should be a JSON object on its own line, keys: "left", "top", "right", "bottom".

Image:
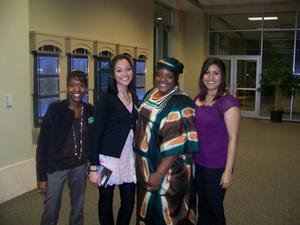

{"left": 234, "top": 56, "right": 261, "bottom": 117}
{"left": 211, "top": 55, "right": 261, "bottom": 117}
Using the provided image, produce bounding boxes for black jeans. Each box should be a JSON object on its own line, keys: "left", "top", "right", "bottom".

{"left": 98, "top": 182, "right": 135, "bottom": 225}
{"left": 194, "top": 164, "right": 226, "bottom": 225}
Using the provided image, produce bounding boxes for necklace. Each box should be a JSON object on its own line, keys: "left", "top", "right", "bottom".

{"left": 119, "top": 92, "right": 131, "bottom": 102}
{"left": 204, "top": 95, "right": 216, "bottom": 106}
{"left": 72, "top": 106, "right": 83, "bottom": 160}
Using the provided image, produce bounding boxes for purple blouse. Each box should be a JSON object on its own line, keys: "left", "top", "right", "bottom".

{"left": 194, "top": 94, "right": 239, "bottom": 169}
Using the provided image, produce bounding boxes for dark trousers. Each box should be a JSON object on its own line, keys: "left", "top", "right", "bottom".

{"left": 195, "top": 164, "right": 226, "bottom": 225}
{"left": 98, "top": 182, "right": 135, "bottom": 225}
{"left": 40, "top": 163, "right": 87, "bottom": 225}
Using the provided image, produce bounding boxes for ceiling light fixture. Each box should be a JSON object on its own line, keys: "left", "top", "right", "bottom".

{"left": 157, "top": 17, "right": 163, "bottom": 20}
{"left": 248, "top": 16, "right": 278, "bottom": 21}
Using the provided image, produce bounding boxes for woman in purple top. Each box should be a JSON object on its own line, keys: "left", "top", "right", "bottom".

{"left": 194, "top": 57, "right": 240, "bottom": 225}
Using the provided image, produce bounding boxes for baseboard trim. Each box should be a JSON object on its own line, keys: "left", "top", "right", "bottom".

{"left": 0, "top": 159, "right": 36, "bottom": 204}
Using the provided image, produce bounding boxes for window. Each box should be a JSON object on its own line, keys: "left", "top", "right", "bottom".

{"left": 209, "top": 11, "right": 300, "bottom": 121}
{"left": 94, "top": 51, "right": 113, "bottom": 102}
{"left": 209, "top": 31, "right": 261, "bottom": 55}
{"left": 33, "top": 45, "right": 60, "bottom": 126}
{"left": 135, "top": 55, "right": 147, "bottom": 101}
{"left": 154, "top": 2, "right": 173, "bottom": 65}
{"left": 68, "top": 48, "right": 89, "bottom": 102}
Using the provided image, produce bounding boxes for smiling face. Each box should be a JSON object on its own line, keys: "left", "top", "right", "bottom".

{"left": 67, "top": 77, "right": 87, "bottom": 105}
{"left": 155, "top": 68, "right": 177, "bottom": 96}
{"left": 202, "top": 64, "right": 222, "bottom": 95}
{"left": 114, "top": 59, "right": 133, "bottom": 89}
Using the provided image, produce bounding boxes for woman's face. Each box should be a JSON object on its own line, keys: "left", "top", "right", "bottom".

{"left": 155, "top": 68, "right": 177, "bottom": 95}
{"left": 67, "top": 77, "right": 87, "bottom": 104}
{"left": 114, "top": 59, "right": 133, "bottom": 89}
{"left": 202, "top": 64, "right": 222, "bottom": 94}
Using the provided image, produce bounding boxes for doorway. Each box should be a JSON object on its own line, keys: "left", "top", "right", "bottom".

{"left": 211, "top": 55, "right": 262, "bottom": 117}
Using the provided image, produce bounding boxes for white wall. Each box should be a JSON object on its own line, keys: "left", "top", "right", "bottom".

{"left": 183, "top": 11, "right": 207, "bottom": 98}
{"left": 29, "top": 0, "right": 155, "bottom": 90}
{"left": 0, "top": 0, "right": 155, "bottom": 203}
{"left": 0, "top": 0, "right": 35, "bottom": 203}
{"left": 170, "top": 9, "right": 207, "bottom": 98}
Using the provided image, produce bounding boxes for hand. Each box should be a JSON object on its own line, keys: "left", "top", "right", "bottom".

{"left": 220, "top": 170, "right": 233, "bottom": 189}
{"left": 88, "top": 171, "right": 99, "bottom": 185}
{"left": 146, "top": 172, "right": 163, "bottom": 192}
{"left": 37, "top": 181, "right": 47, "bottom": 194}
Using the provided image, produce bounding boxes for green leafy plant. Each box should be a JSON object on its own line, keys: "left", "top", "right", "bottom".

{"left": 261, "top": 58, "right": 300, "bottom": 111}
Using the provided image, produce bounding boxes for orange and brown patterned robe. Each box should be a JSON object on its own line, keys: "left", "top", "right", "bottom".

{"left": 135, "top": 87, "right": 199, "bottom": 225}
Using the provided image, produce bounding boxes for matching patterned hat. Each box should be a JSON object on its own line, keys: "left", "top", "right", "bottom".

{"left": 157, "top": 57, "right": 184, "bottom": 76}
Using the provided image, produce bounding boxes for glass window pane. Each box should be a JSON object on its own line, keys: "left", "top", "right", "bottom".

{"left": 99, "top": 74, "right": 110, "bottom": 92}
{"left": 298, "top": 11, "right": 300, "bottom": 28}
{"left": 136, "top": 76, "right": 145, "bottom": 88}
{"left": 209, "top": 31, "right": 261, "bottom": 55}
{"left": 96, "top": 57, "right": 111, "bottom": 94}
{"left": 136, "top": 88, "right": 145, "bottom": 101}
{"left": 155, "top": 3, "right": 172, "bottom": 26}
{"left": 292, "top": 88, "right": 300, "bottom": 120}
{"left": 295, "top": 30, "right": 300, "bottom": 75}
{"left": 136, "top": 61, "right": 146, "bottom": 74}
{"left": 263, "top": 11, "right": 296, "bottom": 29}
{"left": 237, "top": 60, "right": 257, "bottom": 89}
{"left": 263, "top": 31, "right": 295, "bottom": 68}
{"left": 38, "top": 97, "right": 59, "bottom": 120}
{"left": 210, "top": 13, "right": 263, "bottom": 31}
{"left": 38, "top": 56, "right": 59, "bottom": 75}
{"left": 222, "top": 59, "right": 231, "bottom": 89}
{"left": 163, "top": 29, "right": 169, "bottom": 57}
{"left": 237, "top": 90, "right": 255, "bottom": 111}
{"left": 38, "top": 77, "right": 59, "bottom": 96}
{"left": 71, "top": 57, "right": 88, "bottom": 73}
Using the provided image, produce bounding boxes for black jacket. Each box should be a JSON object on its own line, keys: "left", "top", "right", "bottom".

{"left": 36, "top": 99, "right": 94, "bottom": 181}
{"left": 89, "top": 93, "right": 138, "bottom": 165}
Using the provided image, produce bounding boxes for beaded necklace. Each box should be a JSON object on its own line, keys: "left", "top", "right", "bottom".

{"left": 72, "top": 106, "right": 83, "bottom": 160}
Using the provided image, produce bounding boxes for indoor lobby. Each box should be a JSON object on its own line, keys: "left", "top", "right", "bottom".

{"left": 0, "top": 0, "right": 300, "bottom": 224}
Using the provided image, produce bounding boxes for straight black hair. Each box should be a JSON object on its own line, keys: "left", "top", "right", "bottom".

{"left": 107, "top": 54, "right": 135, "bottom": 94}
{"left": 198, "top": 57, "right": 226, "bottom": 101}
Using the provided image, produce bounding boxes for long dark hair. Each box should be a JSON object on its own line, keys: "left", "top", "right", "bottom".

{"left": 107, "top": 54, "right": 135, "bottom": 94}
{"left": 198, "top": 57, "right": 226, "bottom": 101}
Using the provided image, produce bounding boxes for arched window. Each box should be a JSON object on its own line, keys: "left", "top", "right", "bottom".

{"left": 94, "top": 51, "right": 113, "bottom": 102}
{"left": 68, "top": 48, "right": 90, "bottom": 102}
{"left": 33, "top": 45, "right": 61, "bottom": 126}
{"left": 135, "top": 55, "right": 147, "bottom": 101}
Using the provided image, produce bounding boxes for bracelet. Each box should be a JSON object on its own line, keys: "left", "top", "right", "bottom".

{"left": 156, "top": 171, "right": 164, "bottom": 176}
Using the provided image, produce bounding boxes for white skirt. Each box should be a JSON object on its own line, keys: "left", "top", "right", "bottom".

{"left": 98, "top": 130, "right": 136, "bottom": 186}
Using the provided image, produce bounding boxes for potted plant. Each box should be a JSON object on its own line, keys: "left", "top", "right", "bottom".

{"left": 261, "top": 58, "right": 300, "bottom": 122}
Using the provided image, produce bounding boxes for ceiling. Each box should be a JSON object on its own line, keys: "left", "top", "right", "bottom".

{"left": 195, "top": 0, "right": 294, "bottom": 6}
{"left": 158, "top": 0, "right": 300, "bottom": 12}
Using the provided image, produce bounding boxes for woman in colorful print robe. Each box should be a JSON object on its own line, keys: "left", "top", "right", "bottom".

{"left": 135, "top": 57, "right": 199, "bottom": 225}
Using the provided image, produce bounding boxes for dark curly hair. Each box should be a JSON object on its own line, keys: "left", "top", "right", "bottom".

{"left": 67, "top": 70, "right": 88, "bottom": 87}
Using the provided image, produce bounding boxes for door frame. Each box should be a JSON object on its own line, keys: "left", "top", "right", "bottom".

{"left": 210, "top": 55, "right": 262, "bottom": 117}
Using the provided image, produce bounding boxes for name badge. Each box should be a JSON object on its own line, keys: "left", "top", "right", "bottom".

{"left": 88, "top": 116, "right": 94, "bottom": 124}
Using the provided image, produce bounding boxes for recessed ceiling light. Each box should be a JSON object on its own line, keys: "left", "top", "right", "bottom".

{"left": 248, "top": 16, "right": 278, "bottom": 21}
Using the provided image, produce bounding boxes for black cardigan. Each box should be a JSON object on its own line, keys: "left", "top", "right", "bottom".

{"left": 89, "top": 93, "right": 138, "bottom": 165}
{"left": 36, "top": 99, "right": 94, "bottom": 181}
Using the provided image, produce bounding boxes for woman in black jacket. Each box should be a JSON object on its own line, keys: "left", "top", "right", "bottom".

{"left": 36, "top": 70, "right": 94, "bottom": 225}
{"left": 88, "top": 54, "right": 138, "bottom": 225}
